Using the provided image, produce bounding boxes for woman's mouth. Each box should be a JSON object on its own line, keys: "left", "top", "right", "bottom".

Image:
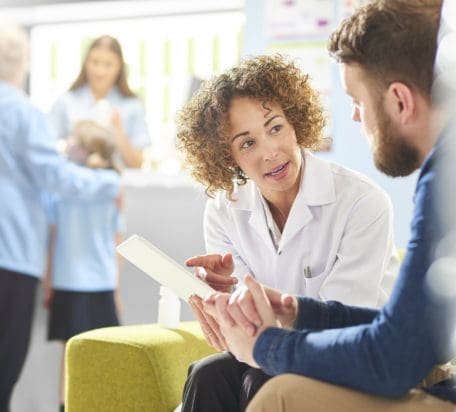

{"left": 265, "top": 162, "right": 289, "bottom": 179}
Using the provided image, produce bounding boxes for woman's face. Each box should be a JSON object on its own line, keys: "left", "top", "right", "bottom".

{"left": 85, "top": 47, "right": 121, "bottom": 95}
{"left": 228, "top": 97, "right": 302, "bottom": 203}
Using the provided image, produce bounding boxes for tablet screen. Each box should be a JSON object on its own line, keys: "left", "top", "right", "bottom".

{"left": 117, "top": 234, "right": 215, "bottom": 301}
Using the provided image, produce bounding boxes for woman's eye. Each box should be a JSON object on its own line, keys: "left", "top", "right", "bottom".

{"left": 270, "top": 124, "right": 282, "bottom": 134}
{"left": 240, "top": 140, "right": 254, "bottom": 149}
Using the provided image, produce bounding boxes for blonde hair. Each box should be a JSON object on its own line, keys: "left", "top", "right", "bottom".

{"left": 0, "top": 22, "right": 29, "bottom": 82}
{"left": 71, "top": 120, "right": 121, "bottom": 173}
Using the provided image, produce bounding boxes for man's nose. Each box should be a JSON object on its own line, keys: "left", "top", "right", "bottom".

{"left": 352, "top": 106, "right": 361, "bottom": 122}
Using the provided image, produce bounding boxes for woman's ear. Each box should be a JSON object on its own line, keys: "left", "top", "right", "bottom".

{"left": 235, "top": 166, "right": 246, "bottom": 180}
{"left": 228, "top": 155, "right": 238, "bottom": 169}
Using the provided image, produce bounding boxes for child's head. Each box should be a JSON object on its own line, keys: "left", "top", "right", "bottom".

{"left": 66, "top": 120, "right": 120, "bottom": 173}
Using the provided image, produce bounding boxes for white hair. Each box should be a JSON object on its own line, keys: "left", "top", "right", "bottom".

{"left": 0, "top": 22, "right": 29, "bottom": 83}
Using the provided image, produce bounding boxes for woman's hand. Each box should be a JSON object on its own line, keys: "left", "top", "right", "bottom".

{"left": 188, "top": 294, "right": 227, "bottom": 351}
{"left": 203, "top": 275, "right": 298, "bottom": 367}
{"left": 111, "top": 109, "right": 143, "bottom": 168}
{"left": 114, "top": 288, "right": 123, "bottom": 315}
{"left": 111, "top": 109, "right": 125, "bottom": 135}
{"left": 42, "top": 281, "right": 54, "bottom": 309}
{"left": 204, "top": 277, "right": 298, "bottom": 336}
{"left": 203, "top": 275, "right": 282, "bottom": 367}
{"left": 186, "top": 253, "right": 237, "bottom": 292}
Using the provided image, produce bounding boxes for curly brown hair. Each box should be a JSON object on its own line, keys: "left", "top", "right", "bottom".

{"left": 328, "top": 0, "right": 441, "bottom": 97}
{"left": 176, "top": 54, "right": 326, "bottom": 198}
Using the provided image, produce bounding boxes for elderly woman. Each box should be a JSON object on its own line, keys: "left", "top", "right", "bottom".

{"left": 49, "top": 35, "right": 150, "bottom": 168}
{"left": 0, "top": 24, "right": 119, "bottom": 411}
{"left": 175, "top": 54, "right": 399, "bottom": 412}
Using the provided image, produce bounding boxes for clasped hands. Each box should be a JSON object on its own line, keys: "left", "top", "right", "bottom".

{"left": 186, "top": 253, "right": 297, "bottom": 367}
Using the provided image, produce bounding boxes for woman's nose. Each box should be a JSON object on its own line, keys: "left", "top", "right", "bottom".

{"left": 262, "top": 138, "right": 279, "bottom": 161}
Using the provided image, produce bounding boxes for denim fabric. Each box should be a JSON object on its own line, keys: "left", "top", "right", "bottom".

{"left": 294, "top": 297, "right": 379, "bottom": 330}
{"left": 253, "top": 122, "right": 456, "bottom": 402}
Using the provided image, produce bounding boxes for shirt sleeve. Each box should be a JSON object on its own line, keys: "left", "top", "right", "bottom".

{"left": 22, "top": 101, "right": 119, "bottom": 201}
{"left": 318, "top": 186, "right": 400, "bottom": 307}
{"left": 253, "top": 171, "right": 443, "bottom": 398}
{"left": 115, "top": 210, "right": 126, "bottom": 235}
{"left": 294, "top": 297, "right": 379, "bottom": 330}
{"left": 41, "top": 192, "right": 58, "bottom": 225}
{"left": 47, "top": 95, "right": 70, "bottom": 141}
{"left": 125, "top": 98, "right": 151, "bottom": 149}
{"left": 204, "top": 196, "right": 251, "bottom": 279}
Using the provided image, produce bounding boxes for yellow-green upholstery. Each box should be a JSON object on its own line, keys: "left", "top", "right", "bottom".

{"left": 66, "top": 321, "right": 216, "bottom": 412}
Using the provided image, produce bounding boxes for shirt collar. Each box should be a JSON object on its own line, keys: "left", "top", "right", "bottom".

{"left": 417, "top": 118, "right": 456, "bottom": 183}
{"left": 78, "top": 84, "right": 121, "bottom": 103}
{"left": 229, "top": 149, "right": 336, "bottom": 211}
{"left": 300, "top": 150, "right": 336, "bottom": 206}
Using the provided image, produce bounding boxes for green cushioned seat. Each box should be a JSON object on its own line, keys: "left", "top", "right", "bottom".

{"left": 66, "top": 321, "right": 217, "bottom": 412}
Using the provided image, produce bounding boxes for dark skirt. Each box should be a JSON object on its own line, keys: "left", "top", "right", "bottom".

{"left": 48, "top": 289, "right": 119, "bottom": 342}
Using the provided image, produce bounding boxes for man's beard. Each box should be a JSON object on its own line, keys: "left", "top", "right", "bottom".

{"left": 372, "top": 107, "right": 422, "bottom": 177}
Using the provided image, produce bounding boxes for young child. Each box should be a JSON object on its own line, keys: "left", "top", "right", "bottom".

{"left": 43, "top": 120, "right": 123, "bottom": 412}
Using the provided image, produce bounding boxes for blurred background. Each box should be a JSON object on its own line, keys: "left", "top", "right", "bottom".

{"left": 1, "top": 0, "right": 418, "bottom": 410}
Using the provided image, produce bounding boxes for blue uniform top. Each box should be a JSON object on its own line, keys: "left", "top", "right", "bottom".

{"left": 0, "top": 80, "right": 119, "bottom": 278}
{"left": 46, "top": 194, "right": 124, "bottom": 291}
{"left": 48, "top": 84, "right": 150, "bottom": 149}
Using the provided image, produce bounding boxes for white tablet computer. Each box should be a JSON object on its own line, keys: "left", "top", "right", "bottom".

{"left": 116, "top": 234, "right": 215, "bottom": 301}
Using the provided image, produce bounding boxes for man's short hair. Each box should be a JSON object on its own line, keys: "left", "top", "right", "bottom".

{"left": 328, "top": 0, "right": 442, "bottom": 97}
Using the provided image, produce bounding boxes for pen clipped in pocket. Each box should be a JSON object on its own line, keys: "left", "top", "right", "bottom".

{"left": 303, "top": 265, "right": 312, "bottom": 278}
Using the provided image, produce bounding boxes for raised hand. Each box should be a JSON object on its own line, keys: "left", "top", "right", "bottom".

{"left": 186, "top": 253, "right": 237, "bottom": 292}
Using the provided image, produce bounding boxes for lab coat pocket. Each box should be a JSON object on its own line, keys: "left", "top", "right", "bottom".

{"left": 303, "top": 270, "right": 328, "bottom": 299}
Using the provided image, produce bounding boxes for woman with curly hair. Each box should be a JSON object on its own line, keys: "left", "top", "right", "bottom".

{"left": 176, "top": 54, "right": 399, "bottom": 412}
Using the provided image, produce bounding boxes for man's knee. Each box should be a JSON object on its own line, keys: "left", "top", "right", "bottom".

{"left": 246, "top": 374, "right": 303, "bottom": 411}
{"left": 247, "top": 374, "right": 343, "bottom": 412}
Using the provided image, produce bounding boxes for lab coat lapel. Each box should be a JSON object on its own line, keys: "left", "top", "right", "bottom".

{"left": 248, "top": 189, "right": 276, "bottom": 252}
{"left": 248, "top": 205, "right": 276, "bottom": 252}
{"left": 279, "top": 187, "right": 313, "bottom": 249}
{"left": 279, "top": 151, "right": 336, "bottom": 250}
{"left": 232, "top": 181, "right": 276, "bottom": 252}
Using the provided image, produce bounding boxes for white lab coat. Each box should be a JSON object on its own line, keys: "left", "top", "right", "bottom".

{"left": 204, "top": 151, "right": 399, "bottom": 308}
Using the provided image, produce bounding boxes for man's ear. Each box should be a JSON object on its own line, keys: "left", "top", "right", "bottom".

{"left": 385, "top": 82, "right": 416, "bottom": 125}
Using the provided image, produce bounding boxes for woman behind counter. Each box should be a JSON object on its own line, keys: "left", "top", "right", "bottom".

{"left": 49, "top": 35, "right": 150, "bottom": 168}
